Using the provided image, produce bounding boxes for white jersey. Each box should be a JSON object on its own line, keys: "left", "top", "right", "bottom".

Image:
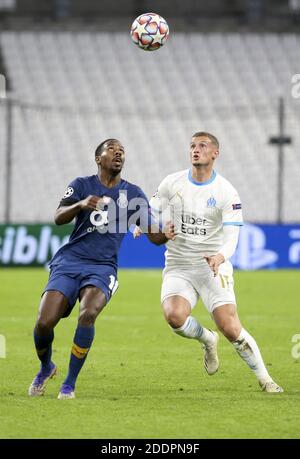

{"left": 150, "top": 169, "right": 243, "bottom": 267}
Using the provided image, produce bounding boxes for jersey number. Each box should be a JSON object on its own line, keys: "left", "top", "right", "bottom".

{"left": 109, "top": 275, "right": 119, "bottom": 296}
{"left": 219, "top": 274, "right": 231, "bottom": 290}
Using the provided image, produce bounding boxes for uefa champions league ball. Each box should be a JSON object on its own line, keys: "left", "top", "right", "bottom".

{"left": 130, "top": 12, "right": 169, "bottom": 51}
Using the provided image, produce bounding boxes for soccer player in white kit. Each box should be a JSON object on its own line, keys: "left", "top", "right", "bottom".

{"left": 141, "top": 132, "right": 283, "bottom": 393}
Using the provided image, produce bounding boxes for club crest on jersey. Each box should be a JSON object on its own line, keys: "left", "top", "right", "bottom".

{"left": 207, "top": 196, "right": 216, "bottom": 208}
{"left": 63, "top": 187, "right": 74, "bottom": 198}
{"left": 117, "top": 191, "right": 128, "bottom": 208}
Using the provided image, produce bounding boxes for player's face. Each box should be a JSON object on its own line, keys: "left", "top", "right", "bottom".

{"left": 97, "top": 140, "right": 125, "bottom": 174}
{"left": 190, "top": 136, "right": 219, "bottom": 167}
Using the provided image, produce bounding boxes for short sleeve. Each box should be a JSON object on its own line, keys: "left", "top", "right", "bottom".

{"left": 222, "top": 188, "right": 243, "bottom": 226}
{"left": 148, "top": 177, "right": 171, "bottom": 231}
{"left": 58, "top": 178, "right": 83, "bottom": 207}
{"left": 149, "top": 176, "right": 170, "bottom": 213}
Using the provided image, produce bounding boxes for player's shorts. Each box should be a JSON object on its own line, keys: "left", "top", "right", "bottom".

{"left": 161, "top": 259, "right": 236, "bottom": 313}
{"left": 43, "top": 263, "right": 118, "bottom": 317}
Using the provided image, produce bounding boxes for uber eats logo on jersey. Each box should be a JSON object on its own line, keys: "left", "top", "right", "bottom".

{"left": 181, "top": 214, "right": 207, "bottom": 235}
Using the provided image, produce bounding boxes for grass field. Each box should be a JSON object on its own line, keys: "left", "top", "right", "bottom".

{"left": 0, "top": 268, "right": 299, "bottom": 439}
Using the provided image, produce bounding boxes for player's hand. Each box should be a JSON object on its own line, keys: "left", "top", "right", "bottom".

{"left": 204, "top": 253, "right": 225, "bottom": 277}
{"left": 79, "top": 195, "right": 110, "bottom": 211}
{"left": 164, "top": 221, "right": 176, "bottom": 241}
{"left": 133, "top": 226, "right": 143, "bottom": 239}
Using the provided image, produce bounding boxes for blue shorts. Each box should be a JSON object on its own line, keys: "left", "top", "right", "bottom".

{"left": 43, "top": 263, "right": 118, "bottom": 317}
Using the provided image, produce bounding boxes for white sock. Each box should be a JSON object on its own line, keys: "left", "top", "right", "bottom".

{"left": 232, "top": 328, "right": 271, "bottom": 383}
{"left": 173, "top": 316, "right": 215, "bottom": 346}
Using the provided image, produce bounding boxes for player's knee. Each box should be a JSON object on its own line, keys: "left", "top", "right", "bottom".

{"left": 35, "top": 318, "right": 54, "bottom": 336}
{"left": 164, "top": 308, "right": 187, "bottom": 329}
{"left": 217, "top": 321, "right": 240, "bottom": 341}
{"left": 78, "top": 306, "right": 99, "bottom": 326}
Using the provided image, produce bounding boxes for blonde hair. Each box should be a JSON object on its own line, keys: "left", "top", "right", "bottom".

{"left": 192, "top": 131, "right": 219, "bottom": 148}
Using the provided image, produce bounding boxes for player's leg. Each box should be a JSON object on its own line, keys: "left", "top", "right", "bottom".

{"left": 29, "top": 291, "right": 69, "bottom": 396}
{"left": 212, "top": 303, "right": 283, "bottom": 392}
{"left": 162, "top": 274, "right": 219, "bottom": 375}
{"left": 202, "top": 261, "right": 283, "bottom": 393}
{"left": 163, "top": 295, "right": 216, "bottom": 345}
{"left": 35, "top": 291, "right": 69, "bottom": 367}
{"left": 58, "top": 286, "right": 107, "bottom": 399}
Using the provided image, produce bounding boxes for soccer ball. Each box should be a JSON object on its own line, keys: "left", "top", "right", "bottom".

{"left": 130, "top": 12, "right": 169, "bottom": 51}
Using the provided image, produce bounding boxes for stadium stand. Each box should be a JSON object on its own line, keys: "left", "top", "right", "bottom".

{"left": 0, "top": 31, "right": 299, "bottom": 223}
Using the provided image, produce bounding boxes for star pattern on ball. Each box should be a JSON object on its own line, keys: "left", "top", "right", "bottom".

{"left": 134, "top": 21, "right": 148, "bottom": 37}
{"left": 149, "top": 14, "right": 163, "bottom": 26}
{"left": 130, "top": 13, "right": 169, "bottom": 51}
{"left": 151, "top": 30, "right": 166, "bottom": 45}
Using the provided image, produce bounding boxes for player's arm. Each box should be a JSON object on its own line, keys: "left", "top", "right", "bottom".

{"left": 54, "top": 178, "right": 111, "bottom": 225}
{"left": 206, "top": 190, "right": 243, "bottom": 276}
{"left": 55, "top": 195, "right": 103, "bottom": 225}
{"left": 134, "top": 177, "right": 175, "bottom": 245}
{"left": 146, "top": 222, "right": 176, "bottom": 245}
{"left": 133, "top": 222, "right": 176, "bottom": 245}
{"left": 205, "top": 226, "right": 240, "bottom": 276}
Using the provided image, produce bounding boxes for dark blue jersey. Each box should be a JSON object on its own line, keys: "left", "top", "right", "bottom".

{"left": 50, "top": 174, "right": 150, "bottom": 269}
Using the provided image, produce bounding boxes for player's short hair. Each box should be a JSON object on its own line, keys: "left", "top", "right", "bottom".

{"left": 95, "top": 139, "right": 119, "bottom": 157}
{"left": 192, "top": 131, "right": 219, "bottom": 149}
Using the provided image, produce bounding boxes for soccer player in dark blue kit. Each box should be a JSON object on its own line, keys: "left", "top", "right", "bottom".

{"left": 29, "top": 139, "right": 175, "bottom": 399}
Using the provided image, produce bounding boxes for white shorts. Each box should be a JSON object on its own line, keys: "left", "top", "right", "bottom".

{"left": 161, "top": 260, "right": 236, "bottom": 313}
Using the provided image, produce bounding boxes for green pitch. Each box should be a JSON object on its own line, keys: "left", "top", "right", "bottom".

{"left": 0, "top": 268, "right": 299, "bottom": 439}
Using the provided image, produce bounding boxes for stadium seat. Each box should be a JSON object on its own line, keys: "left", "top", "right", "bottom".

{"left": 0, "top": 31, "right": 299, "bottom": 222}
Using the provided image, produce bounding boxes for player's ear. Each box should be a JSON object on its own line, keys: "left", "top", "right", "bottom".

{"left": 95, "top": 154, "right": 101, "bottom": 166}
{"left": 212, "top": 149, "right": 219, "bottom": 160}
